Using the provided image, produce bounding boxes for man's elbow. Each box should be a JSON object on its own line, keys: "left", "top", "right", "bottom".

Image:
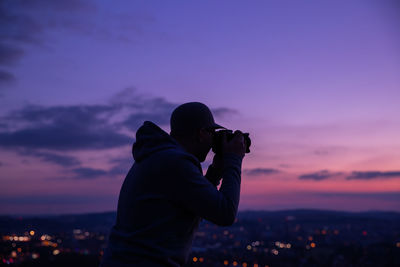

{"left": 216, "top": 210, "right": 237, "bottom": 226}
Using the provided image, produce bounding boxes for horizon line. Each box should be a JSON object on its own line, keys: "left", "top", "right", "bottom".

{"left": 2, "top": 208, "right": 400, "bottom": 218}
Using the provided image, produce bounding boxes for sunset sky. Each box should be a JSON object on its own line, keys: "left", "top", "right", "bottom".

{"left": 0, "top": 0, "right": 399, "bottom": 215}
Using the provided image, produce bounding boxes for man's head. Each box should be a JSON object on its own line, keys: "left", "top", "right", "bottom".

{"left": 170, "top": 102, "right": 224, "bottom": 162}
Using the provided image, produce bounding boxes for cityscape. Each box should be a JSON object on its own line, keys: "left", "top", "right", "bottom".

{"left": 1, "top": 210, "right": 399, "bottom": 267}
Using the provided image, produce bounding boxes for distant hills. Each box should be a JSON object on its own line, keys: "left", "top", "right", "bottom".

{"left": 1, "top": 209, "right": 400, "bottom": 235}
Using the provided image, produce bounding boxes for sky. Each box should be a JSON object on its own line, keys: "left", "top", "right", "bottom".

{"left": 0, "top": 0, "right": 399, "bottom": 215}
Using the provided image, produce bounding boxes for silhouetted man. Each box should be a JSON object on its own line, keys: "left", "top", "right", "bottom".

{"left": 100, "top": 102, "right": 246, "bottom": 267}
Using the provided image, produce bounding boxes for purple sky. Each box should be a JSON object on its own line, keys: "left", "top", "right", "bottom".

{"left": 0, "top": 0, "right": 399, "bottom": 215}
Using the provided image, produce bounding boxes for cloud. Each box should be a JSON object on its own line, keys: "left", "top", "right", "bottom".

{"left": 108, "top": 156, "right": 133, "bottom": 176}
{"left": 0, "top": 70, "right": 15, "bottom": 84}
{"left": 0, "top": 43, "right": 25, "bottom": 66}
{"left": 299, "top": 170, "right": 342, "bottom": 181}
{"left": 0, "top": 103, "right": 131, "bottom": 150}
{"left": 17, "top": 0, "right": 95, "bottom": 12}
{"left": 71, "top": 154, "right": 134, "bottom": 180}
{"left": 0, "top": 127, "right": 131, "bottom": 150}
{"left": 71, "top": 158, "right": 133, "bottom": 179}
{"left": 212, "top": 107, "right": 238, "bottom": 118}
{"left": 116, "top": 90, "right": 239, "bottom": 131}
{"left": 0, "top": 194, "right": 115, "bottom": 205}
{"left": 0, "top": 0, "right": 160, "bottom": 87}
{"left": 0, "top": 2, "right": 44, "bottom": 82}
{"left": 22, "top": 149, "right": 80, "bottom": 167}
{"left": 0, "top": 89, "right": 236, "bottom": 174}
{"left": 244, "top": 168, "right": 280, "bottom": 176}
{"left": 122, "top": 112, "right": 171, "bottom": 130}
{"left": 313, "top": 191, "right": 400, "bottom": 202}
{"left": 346, "top": 171, "right": 400, "bottom": 180}
{"left": 0, "top": 0, "right": 95, "bottom": 86}
{"left": 72, "top": 167, "right": 109, "bottom": 179}
{"left": 0, "top": 3, "right": 44, "bottom": 45}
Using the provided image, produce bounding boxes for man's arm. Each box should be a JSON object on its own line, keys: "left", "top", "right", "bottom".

{"left": 205, "top": 158, "right": 223, "bottom": 186}
{"left": 168, "top": 152, "right": 242, "bottom": 226}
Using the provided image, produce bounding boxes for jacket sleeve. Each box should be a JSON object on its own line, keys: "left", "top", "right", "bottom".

{"left": 205, "top": 165, "right": 221, "bottom": 186}
{"left": 167, "top": 153, "right": 242, "bottom": 226}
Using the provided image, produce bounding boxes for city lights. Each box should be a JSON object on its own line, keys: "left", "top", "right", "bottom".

{"left": 334, "top": 230, "right": 339, "bottom": 235}
{"left": 0, "top": 210, "right": 398, "bottom": 266}
{"left": 40, "top": 235, "right": 52, "bottom": 241}
{"left": 3, "top": 235, "right": 30, "bottom": 242}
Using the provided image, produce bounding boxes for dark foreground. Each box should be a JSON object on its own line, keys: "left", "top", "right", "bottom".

{"left": 0, "top": 210, "right": 399, "bottom": 267}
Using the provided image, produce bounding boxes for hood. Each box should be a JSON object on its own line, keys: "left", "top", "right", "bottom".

{"left": 132, "top": 121, "right": 180, "bottom": 162}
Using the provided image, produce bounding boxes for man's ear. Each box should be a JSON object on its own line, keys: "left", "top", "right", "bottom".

{"left": 197, "top": 128, "right": 207, "bottom": 143}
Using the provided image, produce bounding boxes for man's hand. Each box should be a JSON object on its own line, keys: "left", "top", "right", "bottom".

{"left": 222, "top": 130, "right": 246, "bottom": 158}
{"left": 206, "top": 131, "right": 245, "bottom": 186}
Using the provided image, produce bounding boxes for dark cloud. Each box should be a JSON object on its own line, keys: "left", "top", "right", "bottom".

{"left": 0, "top": 0, "right": 160, "bottom": 87}
{"left": 0, "top": 3, "right": 44, "bottom": 45}
{"left": 110, "top": 88, "right": 176, "bottom": 130}
{"left": 123, "top": 112, "right": 171, "bottom": 131}
{"left": 52, "top": 156, "right": 133, "bottom": 180}
{"left": 0, "top": 0, "right": 95, "bottom": 86}
{"left": 23, "top": 150, "right": 80, "bottom": 167}
{"left": 0, "top": 194, "right": 115, "bottom": 205}
{"left": 71, "top": 157, "right": 133, "bottom": 179}
{"left": 17, "top": 0, "right": 95, "bottom": 12}
{"left": 299, "top": 170, "right": 342, "bottom": 181}
{"left": 0, "top": 128, "right": 131, "bottom": 150}
{"left": 244, "top": 168, "right": 280, "bottom": 176}
{"left": 0, "top": 43, "right": 25, "bottom": 66}
{"left": 0, "top": 70, "right": 15, "bottom": 84}
{"left": 313, "top": 191, "right": 400, "bottom": 202}
{"left": 0, "top": 104, "right": 131, "bottom": 150}
{"left": 0, "top": 1, "right": 44, "bottom": 82}
{"left": 0, "top": 89, "right": 237, "bottom": 175}
{"left": 118, "top": 90, "right": 238, "bottom": 131}
{"left": 212, "top": 107, "right": 238, "bottom": 118}
{"left": 346, "top": 171, "right": 400, "bottom": 180}
{"left": 108, "top": 156, "right": 133, "bottom": 176}
{"left": 72, "top": 167, "right": 108, "bottom": 179}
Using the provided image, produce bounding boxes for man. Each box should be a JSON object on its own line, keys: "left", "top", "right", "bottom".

{"left": 100, "top": 102, "right": 246, "bottom": 267}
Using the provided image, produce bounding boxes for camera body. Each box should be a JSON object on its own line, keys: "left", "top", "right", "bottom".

{"left": 212, "top": 129, "right": 251, "bottom": 154}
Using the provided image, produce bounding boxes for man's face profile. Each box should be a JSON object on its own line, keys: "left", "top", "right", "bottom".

{"left": 197, "top": 127, "right": 215, "bottom": 162}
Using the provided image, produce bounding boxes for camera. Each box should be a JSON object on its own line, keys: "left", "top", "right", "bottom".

{"left": 212, "top": 130, "right": 251, "bottom": 154}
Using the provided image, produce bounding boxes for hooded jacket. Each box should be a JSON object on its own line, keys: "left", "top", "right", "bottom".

{"left": 100, "top": 121, "right": 242, "bottom": 267}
